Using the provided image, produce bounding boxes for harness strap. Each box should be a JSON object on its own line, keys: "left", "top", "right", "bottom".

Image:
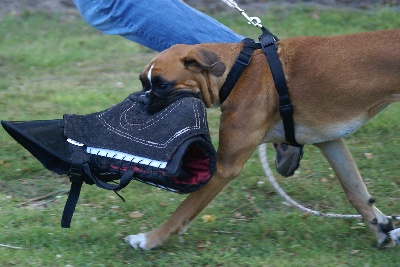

{"left": 259, "top": 27, "right": 302, "bottom": 147}
{"left": 81, "top": 162, "right": 134, "bottom": 193}
{"left": 61, "top": 180, "right": 83, "bottom": 228}
{"left": 61, "top": 145, "right": 85, "bottom": 228}
{"left": 61, "top": 146, "right": 135, "bottom": 228}
{"left": 219, "top": 38, "right": 261, "bottom": 103}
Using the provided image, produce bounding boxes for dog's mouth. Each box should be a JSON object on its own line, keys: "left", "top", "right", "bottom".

{"left": 138, "top": 72, "right": 203, "bottom": 113}
{"left": 134, "top": 88, "right": 201, "bottom": 115}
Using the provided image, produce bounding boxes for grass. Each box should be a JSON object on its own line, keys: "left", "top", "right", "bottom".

{"left": 1, "top": 5, "right": 400, "bottom": 266}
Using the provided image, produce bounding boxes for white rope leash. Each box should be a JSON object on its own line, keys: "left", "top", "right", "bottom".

{"left": 258, "top": 144, "right": 400, "bottom": 220}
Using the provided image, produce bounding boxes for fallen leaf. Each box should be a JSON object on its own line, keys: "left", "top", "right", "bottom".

{"left": 264, "top": 228, "right": 273, "bottom": 236}
{"left": 129, "top": 211, "right": 143, "bottom": 219}
{"left": 115, "top": 82, "right": 124, "bottom": 88}
{"left": 311, "top": 13, "right": 319, "bottom": 20}
{"left": 350, "top": 249, "right": 361, "bottom": 256}
{"left": 201, "top": 215, "right": 216, "bottom": 222}
{"left": 114, "top": 219, "right": 126, "bottom": 224}
{"left": 233, "top": 212, "right": 242, "bottom": 219}
{"left": 364, "top": 153, "right": 373, "bottom": 159}
{"left": 0, "top": 160, "right": 10, "bottom": 167}
{"left": 276, "top": 231, "right": 286, "bottom": 236}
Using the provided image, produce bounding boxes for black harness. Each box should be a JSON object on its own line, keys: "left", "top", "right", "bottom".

{"left": 219, "top": 27, "right": 302, "bottom": 147}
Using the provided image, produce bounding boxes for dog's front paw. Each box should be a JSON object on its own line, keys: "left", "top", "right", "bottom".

{"left": 389, "top": 228, "right": 400, "bottom": 246}
{"left": 125, "top": 233, "right": 148, "bottom": 250}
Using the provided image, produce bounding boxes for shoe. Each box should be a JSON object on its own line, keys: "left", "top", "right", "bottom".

{"left": 274, "top": 143, "right": 303, "bottom": 177}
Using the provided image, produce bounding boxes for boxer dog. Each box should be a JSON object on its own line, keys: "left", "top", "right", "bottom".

{"left": 125, "top": 29, "right": 400, "bottom": 249}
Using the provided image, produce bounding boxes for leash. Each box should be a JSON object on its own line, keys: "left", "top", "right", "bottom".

{"left": 259, "top": 143, "right": 400, "bottom": 221}
{"left": 220, "top": 0, "right": 400, "bottom": 221}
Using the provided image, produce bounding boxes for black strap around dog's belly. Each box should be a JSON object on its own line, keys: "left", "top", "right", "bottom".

{"left": 259, "top": 27, "right": 302, "bottom": 147}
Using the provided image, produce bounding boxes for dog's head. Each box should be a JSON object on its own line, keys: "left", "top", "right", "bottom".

{"left": 139, "top": 44, "right": 227, "bottom": 108}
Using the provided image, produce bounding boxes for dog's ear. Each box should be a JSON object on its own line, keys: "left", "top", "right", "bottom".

{"left": 183, "top": 47, "right": 226, "bottom": 77}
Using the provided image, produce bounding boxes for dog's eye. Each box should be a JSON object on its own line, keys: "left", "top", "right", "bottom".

{"left": 151, "top": 76, "right": 171, "bottom": 91}
{"left": 152, "top": 80, "right": 170, "bottom": 91}
{"left": 158, "top": 82, "right": 169, "bottom": 90}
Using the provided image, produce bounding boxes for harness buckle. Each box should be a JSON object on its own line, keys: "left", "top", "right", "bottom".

{"left": 279, "top": 104, "right": 294, "bottom": 117}
{"left": 260, "top": 35, "right": 276, "bottom": 48}
{"left": 236, "top": 50, "right": 252, "bottom": 66}
{"left": 259, "top": 26, "right": 279, "bottom": 48}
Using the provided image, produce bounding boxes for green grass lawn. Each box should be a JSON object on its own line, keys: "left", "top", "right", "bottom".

{"left": 1, "top": 5, "right": 400, "bottom": 266}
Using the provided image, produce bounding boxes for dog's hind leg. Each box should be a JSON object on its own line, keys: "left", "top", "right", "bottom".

{"left": 316, "top": 139, "right": 394, "bottom": 247}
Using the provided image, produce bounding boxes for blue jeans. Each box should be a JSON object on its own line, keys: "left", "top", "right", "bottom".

{"left": 73, "top": 0, "right": 243, "bottom": 52}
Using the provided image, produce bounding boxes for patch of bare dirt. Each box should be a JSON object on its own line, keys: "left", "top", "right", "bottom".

{"left": 0, "top": 0, "right": 78, "bottom": 17}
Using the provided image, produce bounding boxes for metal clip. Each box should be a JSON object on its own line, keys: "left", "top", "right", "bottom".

{"left": 240, "top": 12, "right": 263, "bottom": 28}
{"left": 225, "top": 0, "right": 263, "bottom": 28}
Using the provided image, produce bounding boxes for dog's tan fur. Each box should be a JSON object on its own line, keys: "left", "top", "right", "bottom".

{"left": 127, "top": 29, "right": 400, "bottom": 249}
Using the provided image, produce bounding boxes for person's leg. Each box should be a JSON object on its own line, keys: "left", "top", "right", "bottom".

{"left": 73, "top": 0, "right": 302, "bottom": 176}
{"left": 73, "top": 0, "right": 243, "bottom": 52}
